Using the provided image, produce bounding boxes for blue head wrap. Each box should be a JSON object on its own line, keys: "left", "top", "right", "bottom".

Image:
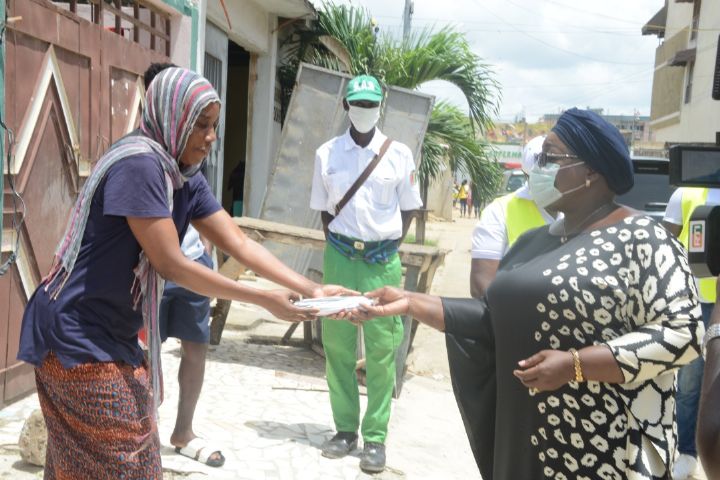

{"left": 552, "top": 108, "right": 633, "bottom": 194}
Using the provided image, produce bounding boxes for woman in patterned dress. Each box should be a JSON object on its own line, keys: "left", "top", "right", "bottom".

{"left": 17, "top": 68, "right": 348, "bottom": 479}
{"left": 345, "top": 109, "right": 704, "bottom": 479}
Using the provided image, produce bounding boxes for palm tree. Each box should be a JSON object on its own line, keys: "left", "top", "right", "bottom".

{"left": 424, "top": 102, "right": 503, "bottom": 203}
{"left": 280, "top": 2, "right": 502, "bottom": 205}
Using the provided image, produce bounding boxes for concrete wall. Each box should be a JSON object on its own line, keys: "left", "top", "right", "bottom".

{"left": 244, "top": 14, "right": 282, "bottom": 217}
{"left": 426, "top": 167, "right": 454, "bottom": 221}
{"left": 207, "top": 0, "right": 270, "bottom": 54}
{"left": 169, "top": 12, "right": 195, "bottom": 68}
{"left": 201, "top": 0, "right": 294, "bottom": 216}
{"left": 652, "top": 0, "right": 720, "bottom": 143}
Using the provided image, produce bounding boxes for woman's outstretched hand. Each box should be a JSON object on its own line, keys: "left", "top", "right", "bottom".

{"left": 333, "top": 287, "right": 410, "bottom": 323}
{"left": 261, "top": 289, "right": 319, "bottom": 322}
{"left": 311, "top": 284, "right": 359, "bottom": 298}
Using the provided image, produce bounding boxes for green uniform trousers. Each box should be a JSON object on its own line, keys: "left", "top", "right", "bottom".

{"left": 322, "top": 245, "right": 403, "bottom": 444}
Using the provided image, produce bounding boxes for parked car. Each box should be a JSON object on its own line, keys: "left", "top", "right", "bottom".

{"left": 497, "top": 169, "right": 526, "bottom": 196}
{"left": 617, "top": 156, "right": 674, "bottom": 219}
{"left": 492, "top": 157, "right": 674, "bottom": 218}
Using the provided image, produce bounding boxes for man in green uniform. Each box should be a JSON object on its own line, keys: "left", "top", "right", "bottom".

{"left": 310, "top": 75, "right": 422, "bottom": 473}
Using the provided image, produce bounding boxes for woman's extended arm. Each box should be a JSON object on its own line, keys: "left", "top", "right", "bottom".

{"left": 341, "top": 287, "right": 445, "bottom": 330}
{"left": 347, "top": 287, "right": 493, "bottom": 340}
{"left": 127, "top": 216, "right": 315, "bottom": 321}
{"left": 192, "top": 209, "right": 350, "bottom": 298}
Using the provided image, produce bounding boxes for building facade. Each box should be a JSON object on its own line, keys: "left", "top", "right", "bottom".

{"left": 0, "top": 0, "right": 315, "bottom": 406}
{"left": 542, "top": 110, "right": 651, "bottom": 145}
{"left": 644, "top": 0, "right": 720, "bottom": 143}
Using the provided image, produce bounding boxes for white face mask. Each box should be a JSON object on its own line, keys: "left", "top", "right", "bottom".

{"left": 528, "top": 161, "right": 586, "bottom": 208}
{"left": 348, "top": 105, "right": 381, "bottom": 134}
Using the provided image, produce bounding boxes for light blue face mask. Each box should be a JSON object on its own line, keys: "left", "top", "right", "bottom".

{"left": 528, "top": 161, "right": 585, "bottom": 208}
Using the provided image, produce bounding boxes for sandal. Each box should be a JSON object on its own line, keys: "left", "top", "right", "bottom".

{"left": 174, "top": 437, "right": 226, "bottom": 467}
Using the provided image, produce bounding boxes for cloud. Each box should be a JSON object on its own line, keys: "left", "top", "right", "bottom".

{"left": 327, "top": 0, "right": 663, "bottom": 121}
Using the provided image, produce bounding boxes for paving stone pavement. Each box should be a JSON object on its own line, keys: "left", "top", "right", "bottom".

{"left": 0, "top": 329, "right": 475, "bottom": 479}
{"left": 0, "top": 217, "right": 479, "bottom": 479}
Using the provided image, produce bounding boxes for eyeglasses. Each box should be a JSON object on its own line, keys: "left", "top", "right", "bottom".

{"left": 535, "top": 152, "right": 580, "bottom": 167}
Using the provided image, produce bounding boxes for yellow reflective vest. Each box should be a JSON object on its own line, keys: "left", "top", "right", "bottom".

{"left": 680, "top": 187, "right": 717, "bottom": 303}
{"left": 497, "top": 192, "right": 547, "bottom": 247}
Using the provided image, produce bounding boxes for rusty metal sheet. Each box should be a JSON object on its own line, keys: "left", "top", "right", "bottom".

{"left": 259, "top": 63, "right": 434, "bottom": 275}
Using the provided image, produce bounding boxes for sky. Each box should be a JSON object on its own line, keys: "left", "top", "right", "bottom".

{"left": 322, "top": 0, "right": 664, "bottom": 123}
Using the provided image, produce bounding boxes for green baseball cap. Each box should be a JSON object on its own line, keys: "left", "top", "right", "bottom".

{"left": 346, "top": 75, "right": 383, "bottom": 102}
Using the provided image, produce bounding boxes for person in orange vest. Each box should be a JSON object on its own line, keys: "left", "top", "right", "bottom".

{"left": 663, "top": 187, "right": 718, "bottom": 480}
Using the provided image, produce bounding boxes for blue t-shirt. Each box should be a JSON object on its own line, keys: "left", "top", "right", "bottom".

{"left": 17, "top": 154, "right": 222, "bottom": 368}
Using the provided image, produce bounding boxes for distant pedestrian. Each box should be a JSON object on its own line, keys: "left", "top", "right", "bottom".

{"left": 457, "top": 179, "right": 469, "bottom": 217}
{"left": 472, "top": 187, "right": 482, "bottom": 219}
{"left": 466, "top": 184, "right": 474, "bottom": 217}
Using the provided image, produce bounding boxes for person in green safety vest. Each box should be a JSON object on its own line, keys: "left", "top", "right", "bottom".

{"left": 663, "top": 186, "right": 718, "bottom": 480}
{"left": 449, "top": 135, "right": 556, "bottom": 472}
{"left": 470, "top": 135, "right": 556, "bottom": 298}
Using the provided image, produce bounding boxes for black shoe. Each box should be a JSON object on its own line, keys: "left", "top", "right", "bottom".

{"left": 321, "top": 432, "right": 358, "bottom": 459}
{"left": 359, "top": 442, "right": 386, "bottom": 473}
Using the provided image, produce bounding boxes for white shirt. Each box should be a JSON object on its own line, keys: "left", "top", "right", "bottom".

{"left": 180, "top": 224, "right": 206, "bottom": 261}
{"left": 663, "top": 187, "right": 720, "bottom": 225}
{"left": 310, "top": 129, "right": 423, "bottom": 241}
{"left": 471, "top": 185, "right": 555, "bottom": 260}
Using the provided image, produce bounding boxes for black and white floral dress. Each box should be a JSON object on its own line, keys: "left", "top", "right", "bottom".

{"left": 444, "top": 216, "right": 703, "bottom": 480}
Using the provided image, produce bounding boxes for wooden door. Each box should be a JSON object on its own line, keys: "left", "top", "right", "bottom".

{"left": 0, "top": 0, "right": 170, "bottom": 406}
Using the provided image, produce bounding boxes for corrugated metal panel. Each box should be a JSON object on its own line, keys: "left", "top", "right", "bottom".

{"left": 259, "top": 63, "right": 434, "bottom": 276}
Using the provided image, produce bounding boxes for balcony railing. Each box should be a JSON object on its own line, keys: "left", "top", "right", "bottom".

{"left": 51, "top": 0, "right": 171, "bottom": 56}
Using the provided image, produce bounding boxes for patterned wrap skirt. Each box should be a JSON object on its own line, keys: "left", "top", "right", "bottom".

{"left": 35, "top": 353, "right": 162, "bottom": 479}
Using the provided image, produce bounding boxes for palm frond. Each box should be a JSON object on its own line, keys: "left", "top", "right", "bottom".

{"left": 277, "top": 2, "right": 502, "bottom": 204}
{"left": 422, "top": 102, "right": 502, "bottom": 204}
{"left": 378, "top": 26, "right": 500, "bottom": 133}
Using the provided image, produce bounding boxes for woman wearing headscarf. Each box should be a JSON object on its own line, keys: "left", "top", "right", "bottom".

{"left": 345, "top": 108, "right": 704, "bottom": 479}
{"left": 17, "top": 67, "right": 347, "bottom": 479}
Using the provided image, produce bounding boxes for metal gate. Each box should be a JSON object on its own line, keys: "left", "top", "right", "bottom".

{"left": 0, "top": 0, "right": 170, "bottom": 406}
{"left": 203, "top": 22, "right": 228, "bottom": 203}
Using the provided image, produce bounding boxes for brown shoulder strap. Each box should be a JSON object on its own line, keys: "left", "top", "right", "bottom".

{"left": 334, "top": 138, "right": 393, "bottom": 216}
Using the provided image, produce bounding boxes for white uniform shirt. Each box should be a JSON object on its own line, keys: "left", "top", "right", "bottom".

{"left": 471, "top": 185, "right": 555, "bottom": 260}
{"left": 310, "top": 129, "right": 423, "bottom": 241}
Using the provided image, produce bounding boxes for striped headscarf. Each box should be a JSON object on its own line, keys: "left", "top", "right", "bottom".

{"left": 44, "top": 67, "right": 220, "bottom": 412}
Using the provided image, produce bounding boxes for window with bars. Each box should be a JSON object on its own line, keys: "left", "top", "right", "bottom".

{"left": 51, "top": 0, "right": 172, "bottom": 56}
